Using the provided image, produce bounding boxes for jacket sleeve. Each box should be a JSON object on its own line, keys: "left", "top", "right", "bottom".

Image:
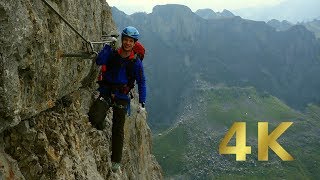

{"left": 96, "top": 44, "right": 112, "bottom": 65}
{"left": 134, "top": 59, "right": 146, "bottom": 103}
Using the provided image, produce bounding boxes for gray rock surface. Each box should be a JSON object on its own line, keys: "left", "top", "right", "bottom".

{"left": 0, "top": 0, "right": 162, "bottom": 179}
{"left": 0, "top": 0, "right": 114, "bottom": 132}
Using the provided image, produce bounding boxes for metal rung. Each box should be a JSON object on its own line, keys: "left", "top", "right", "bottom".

{"left": 58, "top": 51, "right": 95, "bottom": 59}
{"left": 91, "top": 41, "right": 115, "bottom": 45}
{"left": 101, "top": 34, "right": 119, "bottom": 38}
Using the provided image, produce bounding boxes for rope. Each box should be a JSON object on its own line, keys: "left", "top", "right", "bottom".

{"left": 40, "top": 0, "right": 90, "bottom": 44}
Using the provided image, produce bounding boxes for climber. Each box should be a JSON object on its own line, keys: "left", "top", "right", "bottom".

{"left": 88, "top": 26, "right": 146, "bottom": 172}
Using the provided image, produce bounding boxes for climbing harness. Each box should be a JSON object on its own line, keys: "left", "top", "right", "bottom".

{"left": 40, "top": 0, "right": 118, "bottom": 59}
{"left": 98, "top": 96, "right": 127, "bottom": 110}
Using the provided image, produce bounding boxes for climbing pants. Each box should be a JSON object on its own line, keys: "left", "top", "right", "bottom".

{"left": 88, "top": 96, "right": 128, "bottom": 163}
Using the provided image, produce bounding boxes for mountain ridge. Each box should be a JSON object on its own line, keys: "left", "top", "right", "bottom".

{"left": 112, "top": 5, "right": 320, "bottom": 130}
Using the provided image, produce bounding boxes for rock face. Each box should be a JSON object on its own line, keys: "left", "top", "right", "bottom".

{"left": 0, "top": 0, "right": 113, "bottom": 132}
{"left": 0, "top": 0, "right": 162, "bottom": 179}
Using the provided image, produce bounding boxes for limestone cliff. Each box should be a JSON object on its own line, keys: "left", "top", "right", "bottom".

{"left": 0, "top": 0, "right": 162, "bottom": 179}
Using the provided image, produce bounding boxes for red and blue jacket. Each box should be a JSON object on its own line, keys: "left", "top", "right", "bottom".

{"left": 96, "top": 44, "right": 146, "bottom": 104}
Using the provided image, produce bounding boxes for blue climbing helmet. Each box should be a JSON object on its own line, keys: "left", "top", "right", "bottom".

{"left": 121, "top": 26, "right": 139, "bottom": 41}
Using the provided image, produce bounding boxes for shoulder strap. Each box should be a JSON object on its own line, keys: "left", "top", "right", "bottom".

{"left": 125, "top": 55, "right": 139, "bottom": 88}
{"left": 107, "top": 50, "right": 122, "bottom": 67}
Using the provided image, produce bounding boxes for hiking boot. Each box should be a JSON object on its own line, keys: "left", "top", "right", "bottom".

{"left": 111, "top": 162, "right": 121, "bottom": 172}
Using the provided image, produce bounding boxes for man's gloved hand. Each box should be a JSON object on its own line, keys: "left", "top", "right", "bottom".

{"left": 137, "top": 102, "right": 146, "bottom": 113}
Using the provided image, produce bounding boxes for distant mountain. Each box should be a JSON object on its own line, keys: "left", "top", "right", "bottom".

{"left": 111, "top": 4, "right": 320, "bottom": 131}
{"left": 299, "top": 19, "right": 320, "bottom": 38}
{"left": 233, "top": 0, "right": 320, "bottom": 23}
{"left": 195, "top": 8, "right": 217, "bottom": 19}
{"left": 267, "top": 19, "right": 293, "bottom": 31}
{"left": 266, "top": 19, "right": 320, "bottom": 39}
{"left": 218, "top": 9, "right": 235, "bottom": 18}
{"left": 195, "top": 9, "right": 235, "bottom": 19}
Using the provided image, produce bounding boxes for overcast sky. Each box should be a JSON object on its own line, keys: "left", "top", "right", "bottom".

{"left": 106, "top": 0, "right": 286, "bottom": 14}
